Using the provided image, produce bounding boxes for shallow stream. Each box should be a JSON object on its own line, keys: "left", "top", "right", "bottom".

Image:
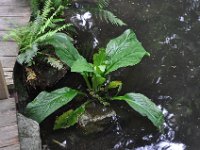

{"left": 17, "top": 0, "right": 200, "bottom": 149}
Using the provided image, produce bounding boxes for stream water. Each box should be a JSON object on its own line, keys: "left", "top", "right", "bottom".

{"left": 16, "top": 0, "right": 200, "bottom": 149}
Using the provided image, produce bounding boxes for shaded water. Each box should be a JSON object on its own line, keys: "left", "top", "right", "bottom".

{"left": 41, "top": 0, "right": 200, "bottom": 149}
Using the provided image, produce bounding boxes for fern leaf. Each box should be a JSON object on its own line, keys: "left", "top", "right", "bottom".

{"left": 36, "top": 25, "right": 68, "bottom": 43}
{"left": 97, "top": 0, "right": 110, "bottom": 9}
{"left": 17, "top": 44, "right": 38, "bottom": 66}
{"left": 47, "top": 57, "right": 64, "bottom": 70}
{"left": 41, "top": 0, "right": 53, "bottom": 20}
{"left": 29, "top": 0, "right": 40, "bottom": 16}
{"left": 97, "top": 9, "right": 126, "bottom": 26}
{"left": 38, "top": 5, "right": 64, "bottom": 35}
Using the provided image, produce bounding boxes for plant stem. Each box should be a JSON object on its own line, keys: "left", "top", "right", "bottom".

{"left": 83, "top": 74, "right": 92, "bottom": 90}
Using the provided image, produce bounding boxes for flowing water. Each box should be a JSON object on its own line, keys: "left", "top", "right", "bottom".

{"left": 25, "top": 0, "right": 200, "bottom": 149}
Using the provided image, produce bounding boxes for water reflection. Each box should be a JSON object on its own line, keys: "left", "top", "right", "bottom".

{"left": 42, "top": 0, "right": 200, "bottom": 149}
{"left": 135, "top": 107, "right": 186, "bottom": 150}
{"left": 136, "top": 141, "right": 186, "bottom": 150}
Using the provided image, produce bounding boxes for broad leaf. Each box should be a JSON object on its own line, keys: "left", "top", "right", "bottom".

{"left": 45, "top": 32, "right": 82, "bottom": 67}
{"left": 71, "top": 57, "right": 94, "bottom": 73}
{"left": 25, "top": 87, "right": 78, "bottom": 123}
{"left": 42, "top": 32, "right": 73, "bottom": 47}
{"left": 93, "top": 49, "right": 106, "bottom": 66}
{"left": 54, "top": 104, "right": 86, "bottom": 130}
{"left": 105, "top": 29, "right": 150, "bottom": 74}
{"left": 108, "top": 81, "right": 122, "bottom": 89}
{"left": 113, "top": 93, "right": 164, "bottom": 130}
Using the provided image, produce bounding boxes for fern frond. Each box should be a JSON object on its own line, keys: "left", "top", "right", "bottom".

{"left": 36, "top": 25, "right": 68, "bottom": 43}
{"left": 5, "top": 0, "right": 74, "bottom": 66}
{"left": 97, "top": 0, "right": 110, "bottom": 9}
{"left": 41, "top": 0, "right": 54, "bottom": 20}
{"left": 53, "top": 0, "right": 72, "bottom": 8}
{"left": 47, "top": 57, "right": 64, "bottom": 70}
{"left": 17, "top": 44, "right": 39, "bottom": 66}
{"left": 38, "top": 5, "right": 64, "bottom": 35}
{"left": 96, "top": 9, "right": 126, "bottom": 26}
{"left": 29, "top": 0, "right": 40, "bottom": 16}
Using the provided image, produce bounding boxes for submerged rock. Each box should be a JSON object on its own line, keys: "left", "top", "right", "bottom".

{"left": 78, "top": 102, "right": 116, "bottom": 134}
{"left": 17, "top": 113, "right": 42, "bottom": 150}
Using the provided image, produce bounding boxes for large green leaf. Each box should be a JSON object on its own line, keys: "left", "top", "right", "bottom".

{"left": 25, "top": 87, "right": 78, "bottom": 123}
{"left": 45, "top": 32, "right": 82, "bottom": 67}
{"left": 54, "top": 104, "right": 86, "bottom": 130}
{"left": 93, "top": 48, "right": 106, "bottom": 66}
{"left": 42, "top": 32, "right": 73, "bottom": 47}
{"left": 112, "top": 93, "right": 164, "bottom": 130}
{"left": 71, "top": 57, "right": 94, "bottom": 73}
{"left": 105, "top": 29, "right": 150, "bottom": 74}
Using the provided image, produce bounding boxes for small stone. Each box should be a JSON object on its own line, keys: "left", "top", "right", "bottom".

{"left": 17, "top": 113, "right": 42, "bottom": 150}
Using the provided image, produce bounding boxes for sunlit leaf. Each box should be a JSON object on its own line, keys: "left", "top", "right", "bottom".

{"left": 92, "top": 75, "right": 106, "bottom": 90}
{"left": 54, "top": 104, "right": 86, "bottom": 130}
{"left": 93, "top": 49, "right": 106, "bottom": 66}
{"left": 71, "top": 57, "right": 94, "bottom": 73}
{"left": 105, "top": 29, "right": 150, "bottom": 74}
{"left": 50, "top": 33, "right": 82, "bottom": 67}
{"left": 25, "top": 87, "right": 78, "bottom": 123}
{"left": 112, "top": 93, "right": 164, "bottom": 130}
{"left": 108, "top": 81, "right": 122, "bottom": 89}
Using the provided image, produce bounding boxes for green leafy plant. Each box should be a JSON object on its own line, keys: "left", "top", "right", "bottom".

{"left": 5, "top": 0, "right": 73, "bottom": 67}
{"left": 29, "top": 0, "right": 72, "bottom": 16}
{"left": 88, "top": 0, "right": 126, "bottom": 26}
{"left": 25, "top": 29, "right": 164, "bottom": 131}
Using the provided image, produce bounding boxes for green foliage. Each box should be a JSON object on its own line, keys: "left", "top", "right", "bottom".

{"left": 29, "top": 0, "right": 72, "bottom": 16}
{"left": 17, "top": 44, "right": 38, "bottom": 66}
{"left": 96, "top": 9, "right": 126, "bottom": 26}
{"left": 47, "top": 57, "right": 64, "bottom": 70}
{"left": 68, "top": 29, "right": 149, "bottom": 90}
{"left": 54, "top": 104, "right": 86, "bottom": 130}
{"left": 108, "top": 81, "right": 122, "bottom": 89}
{"left": 53, "top": 33, "right": 82, "bottom": 67}
{"left": 71, "top": 57, "right": 94, "bottom": 73}
{"left": 26, "top": 29, "right": 164, "bottom": 131}
{"left": 93, "top": 48, "right": 106, "bottom": 67}
{"left": 97, "top": 0, "right": 109, "bottom": 9}
{"left": 96, "top": 0, "right": 126, "bottom": 26}
{"left": 29, "top": 0, "right": 40, "bottom": 17}
{"left": 52, "top": 0, "right": 72, "bottom": 8}
{"left": 105, "top": 29, "right": 150, "bottom": 74}
{"left": 25, "top": 87, "right": 78, "bottom": 123}
{"left": 112, "top": 93, "right": 164, "bottom": 130}
{"left": 6, "top": 0, "right": 72, "bottom": 66}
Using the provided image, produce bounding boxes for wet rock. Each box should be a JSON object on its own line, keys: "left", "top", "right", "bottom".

{"left": 25, "top": 62, "right": 68, "bottom": 90}
{"left": 17, "top": 113, "right": 42, "bottom": 150}
{"left": 78, "top": 102, "right": 116, "bottom": 134}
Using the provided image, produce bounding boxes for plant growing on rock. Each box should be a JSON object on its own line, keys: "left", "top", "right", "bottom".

{"left": 6, "top": 0, "right": 72, "bottom": 68}
{"left": 6, "top": 0, "right": 125, "bottom": 88}
{"left": 5, "top": 0, "right": 76, "bottom": 88}
{"left": 25, "top": 29, "right": 164, "bottom": 131}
